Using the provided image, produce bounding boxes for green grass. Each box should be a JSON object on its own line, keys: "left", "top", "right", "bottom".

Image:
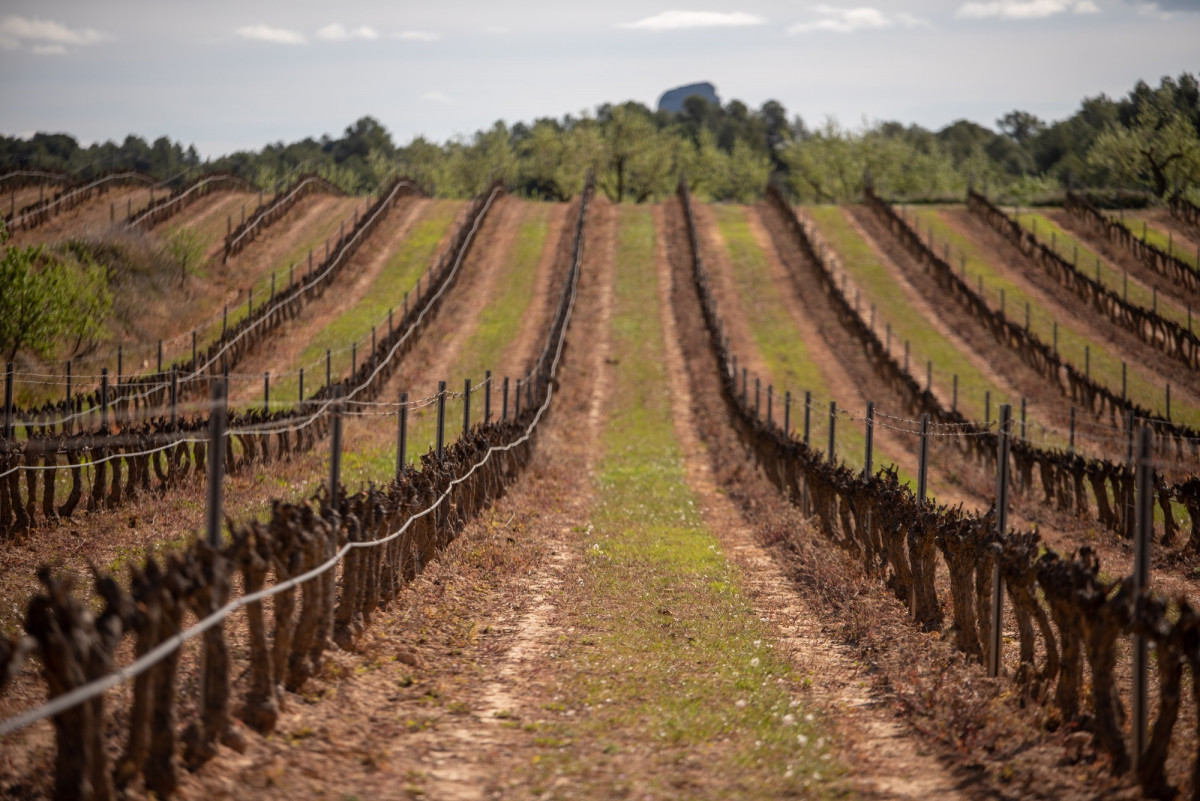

{"left": 340, "top": 203, "right": 554, "bottom": 487}
{"left": 710, "top": 205, "right": 905, "bottom": 479}
{"left": 522, "top": 204, "right": 836, "bottom": 797}
{"left": 1113, "top": 214, "right": 1200, "bottom": 271}
{"left": 271, "top": 200, "right": 461, "bottom": 405}
{"left": 191, "top": 196, "right": 365, "bottom": 359}
{"left": 904, "top": 206, "right": 1196, "bottom": 429}
{"left": 1012, "top": 210, "right": 1191, "bottom": 329}
{"left": 807, "top": 206, "right": 1013, "bottom": 427}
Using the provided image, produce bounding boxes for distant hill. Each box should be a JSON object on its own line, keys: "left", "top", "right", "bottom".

{"left": 657, "top": 82, "right": 720, "bottom": 113}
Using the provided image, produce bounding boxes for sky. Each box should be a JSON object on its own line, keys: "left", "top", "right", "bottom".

{"left": 1, "top": 0, "right": 1197, "bottom": 158}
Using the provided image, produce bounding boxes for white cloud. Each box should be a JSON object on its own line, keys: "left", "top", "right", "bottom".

{"left": 393, "top": 30, "right": 441, "bottom": 41}
{"left": 619, "top": 10, "right": 767, "bottom": 30}
{"left": 316, "top": 23, "right": 379, "bottom": 41}
{"left": 788, "top": 6, "right": 930, "bottom": 33}
{"left": 0, "top": 16, "right": 108, "bottom": 52}
{"left": 1134, "top": 0, "right": 1200, "bottom": 15}
{"left": 955, "top": 0, "right": 1101, "bottom": 18}
{"left": 421, "top": 91, "right": 455, "bottom": 105}
{"left": 234, "top": 24, "right": 306, "bottom": 44}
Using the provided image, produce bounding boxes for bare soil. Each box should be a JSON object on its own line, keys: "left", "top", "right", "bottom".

{"left": 225, "top": 195, "right": 428, "bottom": 404}
{"left": 166, "top": 200, "right": 614, "bottom": 801}
{"left": 10, "top": 185, "right": 157, "bottom": 246}
{"left": 662, "top": 197, "right": 1140, "bottom": 800}
{"left": 657, "top": 203, "right": 971, "bottom": 799}
{"left": 3, "top": 198, "right": 1189, "bottom": 800}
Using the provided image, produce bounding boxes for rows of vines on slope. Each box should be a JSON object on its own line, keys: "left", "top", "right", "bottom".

{"left": 4, "top": 171, "right": 162, "bottom": 231}
{"left": 680, "top": 178, "right": 1200, "bottom": 798}
{"left": 5, "top": 176, "right": 422, "bottom": 432}
{"left": 772, "top": 188, "right": 1200, "bottom": 548}
{"left": 126, "top": 172, "right": 255, "bottom": 231}
{"left": 0, "top": 175, "right": 592, "bottom": 801}
{"left": 866, "top": 188, "right": 1200, "bottom": 458}
{"left": 224, "top": 173, "right": 348, "bottom": 261}
{"left": 968, "top": 190, "right": 1200, "bottom": 371}
{"left": 0, "top": 183, "right": 502, "bottom": 535}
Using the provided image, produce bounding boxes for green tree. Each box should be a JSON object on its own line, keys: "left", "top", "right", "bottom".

{"left": 0, "top": 225, "right": 111, "bottom": 361}
{"left": 1088, "top": 99, "right": 1200, "bottom": 196}
{"left": 164, "top": 225, "right": 205, "bottom": 286}
{"left": 723, "top": 139, "right": 770, "bottom": 203}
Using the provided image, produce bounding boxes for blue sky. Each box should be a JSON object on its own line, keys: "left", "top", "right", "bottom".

{"left": 1, "top": 1, "right": 1197, "bottom": 158}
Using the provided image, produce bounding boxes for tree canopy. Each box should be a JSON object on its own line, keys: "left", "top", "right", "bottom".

{"left": 3, "top": 74, "right": 1197, "bottom": 203}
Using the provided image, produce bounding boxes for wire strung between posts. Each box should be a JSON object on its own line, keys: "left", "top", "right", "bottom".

{"left": 7, "top": 171, "right": 163, "bottom": 226}
{"left": 5, "top": 182, "right": 492, "bottom": 435}
{"left": 226, "top": 175, "right": 341, "bottom": 250}
{"left": 1, "top": 185, "right": 501, "bottom": 474}
{"left": 127, "top": 174, "right": 247, "bottom": 227}
{"left": 178, "top": 179, "right": 421, "bottom": 385}
{"left": 0, "top": 175, "right": 585, "bottom": 739}
{"left": 10, "top": 179, "right": 418, "bottom": 405}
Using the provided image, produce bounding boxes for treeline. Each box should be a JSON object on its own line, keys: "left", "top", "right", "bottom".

{"left": 2, "top": 73, "right": 1197, "bottom": 204}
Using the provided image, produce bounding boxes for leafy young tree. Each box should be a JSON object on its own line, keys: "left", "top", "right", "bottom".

{"left": 164, "top": 225, "right": 205, "bottom": 287}
{"left": 0, "top": 225, "right": 111, "bottom": 361}
{"left": 555, "top": 122, "right": 606, "bottom": 199}
{"left": 518, "top": 119, "right": 569, "bottom": 200}
{"left": 723, "top": 139, "right": 771, "bottom": 203}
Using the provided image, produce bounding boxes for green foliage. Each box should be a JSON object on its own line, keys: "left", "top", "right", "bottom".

{"left": 4, "top": 73, "right": 1197, "bottom": 203}
{"left": 1087, "top": 96, "right": 1200, "bottom": 197}
{"left": 0, "top": 224, "right": 112, "bottom": 361}
{"left": 163, "top": 225, "right": 205, "bottom": 285}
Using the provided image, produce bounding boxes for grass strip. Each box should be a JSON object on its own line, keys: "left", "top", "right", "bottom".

{"left": 807, "top": 206, "right": 1013, "bottom": 427}
{"left": 1012, "top": 210, "right": 1191, "bottom": 329}
{"left": 520, "top": 204, "right": 835, "bottom": 798}
{"left": 909, "top": 207, "right": 1196, "bottom": 428}
{"left": 270, "top": 200, "right": 461, "bottom": 404}
{"left": 710, "top": 205, "right": 907, "bottom": 479}
{"left": 1113, "top": 215, "right": 1200, "bottom": 270}
{"left": 191, "top": 196, "right": 366, "bottom": 352}
{"left": 340, "top": 203, "right": 552, "bottom": 486}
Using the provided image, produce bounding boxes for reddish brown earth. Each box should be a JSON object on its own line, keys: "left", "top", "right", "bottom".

{"left": 9, "top": 184, "right": 157, "bottom": 246}
{"left": 843, "top": 205, "right": 1200, "bottom": 592}
{"left": 225, "top": 195, "right": 430, "bottom": 405}
{"left": 3, "top": 198, "right": 1193, "bottom": 800}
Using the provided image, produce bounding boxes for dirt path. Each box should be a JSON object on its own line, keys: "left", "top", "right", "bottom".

{"left": 693, "top": 203, "right": 773, "bottom": 383}
{"left": 226, "top": 196, "right": 427, "bottom": 404}
{"left": 743, "top": 206, "right": 942, "bottom": 494}
{"left": 418, "top": 200, "right": 615, "bottom": 800}
{"left": 177, "top": 189, "right": 261, "bottom": 262}
{"left": 658, "top": 202, "right": 974, "bottom": 799}
{"left": 158, "top": 199, "right": 614, "bottom": 801}
{"left": 357, "top": 197, "right": 525, "bottom": 418}
{"left": 698, "top": 201, "right": 980, "bottom": 512}
{"left": 939, "top": 207, "right": 1200, "bottom": 410}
